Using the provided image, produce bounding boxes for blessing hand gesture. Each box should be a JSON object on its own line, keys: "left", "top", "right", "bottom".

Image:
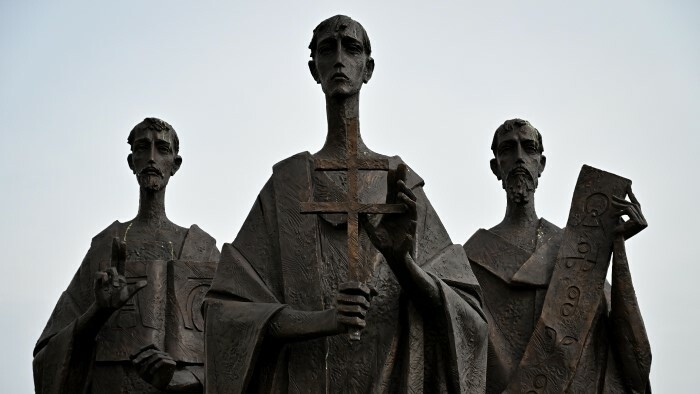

{"left": 93, "top": 237, "right": 147, "bottom": 312}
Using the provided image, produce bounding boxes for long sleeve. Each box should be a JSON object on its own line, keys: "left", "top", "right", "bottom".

{"left": 609, "top": 236, "right": 652, "bottom": 393}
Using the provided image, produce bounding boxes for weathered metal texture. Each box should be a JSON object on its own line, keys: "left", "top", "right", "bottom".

{"left": 166, "top": 260, "right": 217, "bottom": 363}
{"left": 300, "top": 117, "right": 404, "bottom": 339}
{"left": 94, "top": 259, "right": 216, "bottom": 363}
{"left": 96, "top": 260, "right": 168, "bottom": 362}
{"left": 507, "top": 165, "right": 631, "bottom": 393}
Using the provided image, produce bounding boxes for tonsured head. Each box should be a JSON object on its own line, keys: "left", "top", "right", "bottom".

{"left": 490, "top": 119, "right": 546, "bottom": 205}
{"left": 308, "top": 15, "right": 375, "bottom": 98}
{"left": 127, "top": 118, "right": 182, "bottom": 192}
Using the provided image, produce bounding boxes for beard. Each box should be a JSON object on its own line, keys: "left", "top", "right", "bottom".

{"left": 138, "top": 174, "right": 164, "bottom": 191}
{"left": 503, "top": 168, "right": 537, "bottom": 205}
{"left": 137, "top": 168, "right": 166, "bottom": 191}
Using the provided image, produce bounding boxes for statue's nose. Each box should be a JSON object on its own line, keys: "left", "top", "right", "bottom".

{"left": 334, "top": 48, "right": 345, "bottom": 68}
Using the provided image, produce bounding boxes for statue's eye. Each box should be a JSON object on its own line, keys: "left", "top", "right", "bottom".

{"left": 317, "top": 41, "right": 334, "bottom": 56}
{"left": 498, "top": 144, "right": 512, "bottom": 154}
{"left": 346, "top": 44, "right": 362, "bottom": 55}
{"left": 524, "top": 143, "right": 538, "bottom": 154}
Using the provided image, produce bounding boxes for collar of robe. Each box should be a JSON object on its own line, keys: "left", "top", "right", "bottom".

{"left": 464, "top": 218, "right": 562, "bottom": 287}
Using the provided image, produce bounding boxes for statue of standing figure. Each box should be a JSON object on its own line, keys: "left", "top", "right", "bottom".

{"left": 463, "top": 119, "right": 652, "bottom": 393}
{"left": 34, "top": 118, "right": 220, "bottom": 393}
{"left": 33, "top": 17, "right": 655, "bottom": 394}
{"left": 203, "top": 15, "right": 489, "bottom": 393}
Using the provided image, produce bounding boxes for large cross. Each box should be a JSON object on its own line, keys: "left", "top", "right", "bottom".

{"left": 300, "top": 118, "right": 405, "bottom": 340}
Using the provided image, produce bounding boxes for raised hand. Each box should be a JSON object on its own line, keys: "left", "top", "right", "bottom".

{"left": 363, "top": 163, "right": 418, "bottom": 264}
{"left": 130, "top": 345, "right": 177, "bottom": 390}
{"left": 93, "top": 237, "right": 147, "bottom": 312}
{"left": 612, "top": 186, "right": 647, "bottom": 240}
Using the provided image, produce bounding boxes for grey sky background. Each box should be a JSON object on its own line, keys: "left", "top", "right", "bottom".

{"left": 1, "top": 1, "right": 697, "bottom": 392}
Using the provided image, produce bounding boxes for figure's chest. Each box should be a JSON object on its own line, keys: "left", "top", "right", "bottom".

{"left": 121, "top": 227, "right": 187, "bottom": 261}
{"left": 311, "top": 170, "right": 390, "bottom": 298}
{"left": 491, "top": 227, "right": 539, "bottom": 255}
{"left": 474, "top": 264, "right": 547, "bottom": 358}
{"left": 311, "top": 170, "right": 389, "bottom": 223}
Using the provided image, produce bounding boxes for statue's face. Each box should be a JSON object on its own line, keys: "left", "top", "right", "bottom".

{"left": 492, "top": 126, "right": 545, "bottom": 205}
{"left": 310, "top": 22, "right": 372, "bottom": 98}
{"left": 128, "top": 128, "right": 181, "bottom": 191}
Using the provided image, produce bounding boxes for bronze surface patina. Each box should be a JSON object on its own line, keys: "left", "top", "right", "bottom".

{"left": 203, "top": 15, "right": 489, "bottom": 393}
{"left": 463, "top": 119, "right": 652, "bottom": 393}
{"left": 34, "top": 118, "right": 220, "bottom": 393}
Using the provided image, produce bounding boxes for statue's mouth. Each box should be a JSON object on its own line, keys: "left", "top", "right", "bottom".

{"left": 140, "top": 167, "right": 163, "bottom": 177}
{"left": 510, "top": 167, "right": 530, "bottom": 177}
{"left": 332, "top": 72, "right": 349, "bottom": 81}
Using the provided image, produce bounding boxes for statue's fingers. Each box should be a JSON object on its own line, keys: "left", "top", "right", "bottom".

{"left": 613, "top": 209, "right": 627, "bottom": 218}
{"left": 398, "top": 192, "right": 416, "bottom": 211}
{"left": 611, "top": 197, "right": 631, "bottom": 207}
{"left": 94, "top": 271, "right": 109, "bottom": 291}
{"left": 337, "top": 304, "right": 368, "bottom": 318}
{"left": 396, "top": 163, "right": 408, "bottom": 183}
{"left": 146, "top": 356, "right": 169, "bottom": 376}
{"left": 625, "top": 204, "right": 641, "bottom": 221}
{"left": 361, "top": 217, "right": 386, "bottom": 249}
{"left": 625, "top": 184, "right": 639, "bottom": 203}
{"left": 132, "top": 348, "right": 159, "bottom": 366}
{"left": 117, "top": 240, "right": 127, "bottom": 276}
{"left": 397, "top": 180, "right": 416, "bottom": 201}
{"left": 106, "top": 267, "right": 119, "bottom": 287}
{"left": 337, "top": 294, "right": 370, "bottom": 308}
{"left": 337, "top": 315, "right": 366, "bottom": 329}
{"left": 123, "top": 280, "right": 147, "bottom": 300}
{"left": 628, "top": 188, "right": 640, "bottom": 206}
{"left": 339, "top": 281, "right": 371, "bottom": 296}
{"left": 137, "top": 353, "right": 160, "bottom": 376}
{"left": 629, "top": 207, "right": 647, "bottom": 229}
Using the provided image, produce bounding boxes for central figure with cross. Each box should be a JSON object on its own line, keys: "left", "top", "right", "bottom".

{"left": 203, "top": 15, "right": 489, "bottom": 393}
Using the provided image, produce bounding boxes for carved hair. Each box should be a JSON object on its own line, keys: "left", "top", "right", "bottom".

{"left": 491, "top": 118, "right": 543, "bottom": 156}
{"left": 309, "top": 15, "right": 372, "bottom": 58}
{"left": 127, "top": 117, "right": 180, "bottom": 154}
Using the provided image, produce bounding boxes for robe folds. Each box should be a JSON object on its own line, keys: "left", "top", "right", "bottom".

{"left": 34, "top": 221, "right": 220, "bottom": 394}
{"left": 464, "top": 219, "right": 651, "bottom": 394}
{"left": 204, "top": 152, "right": 489, "bottom": 393}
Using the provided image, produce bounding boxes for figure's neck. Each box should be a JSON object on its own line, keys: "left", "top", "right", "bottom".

{"left": 317, "top": 93, "right": 368, "bottom": 157}
{"left": 134, "top": 187, "right": 171, "bottom": 227}
{"left": 499, "top": 196, "right": 539, "bottom": 227}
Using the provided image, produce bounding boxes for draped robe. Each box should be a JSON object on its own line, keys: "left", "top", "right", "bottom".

{"left": 204, "top": 152, "right": 488, "bottom": 393}
{"left": 34, "top": 221, "right": 220, "bottom": 394}
{"left": 464, "top": 219, "right": 651, "bottom": 393}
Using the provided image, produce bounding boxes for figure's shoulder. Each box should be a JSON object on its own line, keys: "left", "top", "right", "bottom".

{"left": 185, "top": 224, "right": 217, "bottom": 244}
{"left": 462, "top": 228, "right": 496, "bottom": 255}
{"left": 388, "top": 155, "right": 425, "bottom": 189}
{"left": 181, "top": 224, "right": 220, "bottom": 261}
{"left": 272, "top": 151, "right": 312, "bottom": 173}
{"left": 539, "top": 218, "right": 563, "bottom": 235}
{"left": 90, "top": 220, "right": 123, "bottom": 245}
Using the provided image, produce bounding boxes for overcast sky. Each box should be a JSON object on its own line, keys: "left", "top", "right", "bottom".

{"left": 1, "top": 1, "right": 698, "bottom": 392}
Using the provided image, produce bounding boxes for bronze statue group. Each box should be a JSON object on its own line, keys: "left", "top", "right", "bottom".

{"left": 33, "top": 15, "right": 652, "bottom": 394}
